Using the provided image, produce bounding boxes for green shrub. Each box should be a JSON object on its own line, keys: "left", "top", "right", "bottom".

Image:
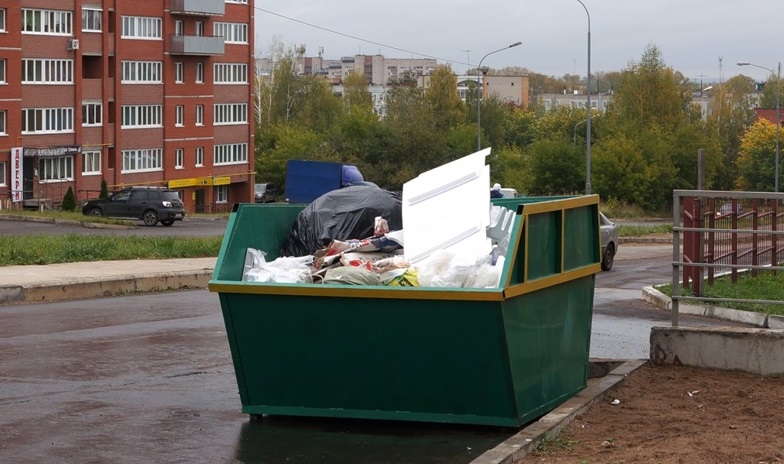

{"left": 99, "top": 179, "right": 109, "bottom": 199}
{"left": 61, "top": 187, "right": 77, "bottom": 212}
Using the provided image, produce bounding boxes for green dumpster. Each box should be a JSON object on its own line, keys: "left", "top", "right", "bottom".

{"left": 209, "top": 195, "right": 601, "bottom": 427}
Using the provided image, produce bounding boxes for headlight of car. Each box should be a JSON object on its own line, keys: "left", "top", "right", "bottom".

{"left": 162, "top": 200, "right": 172, "bottom": 207}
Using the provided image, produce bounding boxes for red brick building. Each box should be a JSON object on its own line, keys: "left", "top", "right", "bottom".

{"left": 0, "top": 1, "right": 255, "bottom": 213}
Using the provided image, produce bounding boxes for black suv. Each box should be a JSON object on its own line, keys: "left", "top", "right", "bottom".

{"left": 82, "top": 186, "right": 186, "bottom": 226}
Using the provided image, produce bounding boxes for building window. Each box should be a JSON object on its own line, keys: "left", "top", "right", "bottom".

{"left": 195, "top": 21, "right": 204, "bottom": 37}
{"left": 0, "top": 110, "right": 6, "bottom": 135}
{"left": 214, "top": 143, "right": 247, "bottom": 165}
{"left": 22, "top": 108, "right": 74, "bottom": 134}
{"left": 175, "top": 148, "right": 184, "bottom": 168}
{"left": 195, "top": 105, "right": 204, "bottom": 125}
{"left": 226, "top": 0, "right": 249, "bottom": 3}
{"left": 195, "top": 147, "right": 204, "bottom": 166}
{"left": 82, "top": 102, "right": 102, "bottom": 126}
{"left": 216, "top": 185, "right": 228, "bottom": 203}
{"left": 121, "top": 16, "right": 162, "bottom": 39}
{"left": 82, "top": 8, "right": 102, "bottom": 32}
{"left": 121, "top": 148, "right": 163, "bottom": 173}
{"left": 121, "top": 61, "right": 162, "bottom": 83}
{"left": 175, "top": 62, "right": 184, "bottom": 83}
{"left": 214, "top": 22, "right": 247, "bottom": 44}
{"left": 121, "top": 105, "right": 162, "bottom": 128}
{"left": 22, "top": 59, "right": 74, "bottom": 84}
{"left": 82, "top": 151, "right": 101, "bottom": 175}
{"left": 213, "top": 103, "right": 247, "bottom": 125}
{"left": 0, "top": 9, "right": 6, "bottom": 32}
{"left": 214, "top": 63, "right": 247, "bottom": 83}
{"left": 195, "top": 63, "right": 204, "bottom": 83}
{"left": 22, "top": 9, "right": 73, "bottom": 35}
{"left": 0, "top": 59, "right": 5, "bottom": 83}
{"left": 174, "top": 20, "right": 183, "bottom": 36}
{"left": 175, "top": 105, "right": 184, "bottom": 126}
{"left": 0, "top": 161, "right": 6, "bottom": 186}
{"left": 40, "top": 155, "right": 74, "bottom": 181}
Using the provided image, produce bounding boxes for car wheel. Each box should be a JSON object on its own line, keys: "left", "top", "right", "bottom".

{"left": 160, "top": 219, "right": 174, "bottom": 227}
{"left": 601, "top": 243, "right": 615, "bottom": 271}
{"left": 142, "top": 210, "right": 159, "bottom": 226}
{"left": 88, "top": 207, "right": 103, "bottom": 217}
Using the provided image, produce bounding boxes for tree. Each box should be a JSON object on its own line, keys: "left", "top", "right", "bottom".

{"left": 342, "top": 71, "right": 373, "bottom": 115}
{"left": 61, "top": 187, "right": 77, "bottom": 212}
{"left": 737, "top": 119, "right": 778, "bottom": 191}
{"left": 99, "top": 179, "right": 109, "bottom": 199}
{"left": 425, "top": 64, "right": 466, "bottom": 131}
{"left": 525, "top": 138, "right": 584, "bottom": 195}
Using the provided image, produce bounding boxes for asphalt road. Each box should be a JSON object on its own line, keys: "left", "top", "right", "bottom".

{"left": 0, "top": 215, "right": 230, "bottom": 237}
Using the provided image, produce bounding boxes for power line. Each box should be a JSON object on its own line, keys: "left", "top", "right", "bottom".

{"left": 254, "top": 6, "right": 472, "bottom": 68}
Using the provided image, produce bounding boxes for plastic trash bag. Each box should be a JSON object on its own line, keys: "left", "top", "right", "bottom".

{"left": 242, "top": 248, "right": 314, "bottom": 283}
{"left": 416, "top": 249, "right": 501, "bottom": 288}
{"left": 281, "top": 185, "right": 403, "bottom": 257}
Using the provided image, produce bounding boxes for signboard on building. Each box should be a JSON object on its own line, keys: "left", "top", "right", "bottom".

{"left": 11, "top": 147, "right": 23, "bottom": 203}
{"left": 24, "top": 145, "right": 81, "bottom": 157}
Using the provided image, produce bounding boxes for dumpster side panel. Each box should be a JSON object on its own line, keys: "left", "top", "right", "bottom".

{"left": 564, "top": 206, "right": 600, "bottom": 270}
{"left": 219, "top": 293, "right": 522, "bottom": 426}
{"left": 503, "top": 276, "right": 594, "bottom": 423}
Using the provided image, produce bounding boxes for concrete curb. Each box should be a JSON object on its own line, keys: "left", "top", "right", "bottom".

{"left": 641, "top": 285, "right": 783, "bottom": 328}
{"left": 0, "top": 270, "right": 213, "bottom": 305}
{"left": 471, "top": 360, "right": 648, "bottom": 464}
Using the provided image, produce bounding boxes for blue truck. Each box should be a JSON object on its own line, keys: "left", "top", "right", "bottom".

{"left": 284, "top": 160, "right": 366, "bottom": 204}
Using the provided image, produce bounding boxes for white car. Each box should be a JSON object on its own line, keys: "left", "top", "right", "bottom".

{"left": 600, "top": 212, "right": 618, "bottom": 271}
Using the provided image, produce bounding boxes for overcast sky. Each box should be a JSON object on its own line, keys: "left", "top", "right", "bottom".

{"left": 254, "top": 0, "right": 781, "bottom": 84}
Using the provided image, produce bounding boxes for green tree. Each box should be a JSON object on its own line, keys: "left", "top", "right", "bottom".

{"left": 61, "top": 187, "right": 77, "bottom": 212}
{"left": 758, "top": 72, "right": 784, "bottom": 110}
{"left": 478, "top": 95, "right": 512, "bottom": 150}
{"left": 591, "top": 134, "right": 650, "bottom": 206}
{"left": 296, "top": 76, "right": 343, "bottom": 133}
{"left": 342, "top": 71, "right": 373, "bottom": 115}
{"left": 99, "top": 179, "right": 109, "bottom": 199}
{"left": 426, "top": 64, "right": 466, "bottom": 131}
{"left": 525, "top": 138, "right": 584, "bottom": 195}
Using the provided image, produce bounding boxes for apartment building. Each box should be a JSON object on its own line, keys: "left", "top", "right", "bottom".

{"left": 0, "top": 1, "right": 255, "bottom": 213}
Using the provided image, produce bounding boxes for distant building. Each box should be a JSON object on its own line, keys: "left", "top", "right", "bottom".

{"left": 256, "top": 54, "right": 438, "bottom": 85}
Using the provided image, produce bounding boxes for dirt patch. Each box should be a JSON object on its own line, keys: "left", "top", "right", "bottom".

{"left": 517, "top": 362, "right": 784, "bottom": 463}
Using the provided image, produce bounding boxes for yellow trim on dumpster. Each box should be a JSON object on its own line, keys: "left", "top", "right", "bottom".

{"left": 504, "top": 264, "right": 599, "bottom": 298}
{"left": 209, "top": 281, "right": 506, "bottom": 301}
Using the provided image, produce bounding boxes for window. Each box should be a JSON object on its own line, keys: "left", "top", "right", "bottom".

{"left": 174, "top": 20, "right": 183, "bottom": 36}
{"left": 22, "top": 9, "right": 73, "bottom": 35}
{"left": 175, "top": 105, "right": 184, "bottom": 126}
{"left": 195, "top": 105, "right": 204, "bottom": 125}
{"left": 0, "top": 59, "right": 5, "bottom": 83}
{"left": 213, "top": 103, "right": 247, "bottom": 125}
{"left": 121, "top": 16, "right": 162, "bottom": 39}
{"left": 214, "top": 63, "right": 247, "bottom": 84}
{"left": 121, "top": 105, "right": 162, "bottom": 128}
{"left": 0, "top": 161, "right": 5, "bottom": 186}
{"left": 22, "top": 59, "right": 74, "bottom": 84}
{"left": 175, "top": 148, "right": 184, "bottom": 168}
{"left": 82, "top": 8, "right": 101, "bottom": 32}
{"left": 175, "top": 62, "right": 184, "bottom": 83}
{"left": 0, "top": 110, "right": 5, "bottom": 135}
{"left": 82, "top": 151, "right": 101, "bottom": 174}
{"left": 195, "top": 147, "right": 204, "bottom": 166}
{"left": 214, "top": 22, "right": 247, "bottom": 44}
{"left": 214, "top": 143, "right": 247, "bottom": 165}
{"left": 82, "top": 102, "right": 102, "bottom": 126}
{"left": 121, "top": 61, "right": 162, "bottom": 83}
{"left": 195, "top": 63, "right": 204, "bottom": 83}
{"left": 216, "top": 185, "right": 228, "bottom": 203}
{"left": 195, "top": 21, "right": 204, "bottom": 37}
{"left": 226, "top": 0, "right": 249, "bottom": 3}
{"left": 22, "top": 108, "right": 74, "bottom": 134}
{"left": 121, "top": 148, "right": 163, "bottom": 172}
{"left": 0, "top": 9, "right": 6, "bottom": 32}
{"left": 40, "top": 155, "right": 74, "bottom": 181}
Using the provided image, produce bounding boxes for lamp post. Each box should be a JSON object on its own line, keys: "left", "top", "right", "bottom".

{"left": 575, "top": 0, "right": 591, "bottom": 194}
{"left": 476, "top": 41, "right": 522, "bottom": 151}
{"left": 737, "top": 61, "right": 781, "bottom": 192}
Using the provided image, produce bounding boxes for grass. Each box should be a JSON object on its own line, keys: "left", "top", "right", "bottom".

{"left": 0, "top": 234, "right": 224, "bottom": 266}
{"left": 617, "top": 223, "right": 672, "bottom": 237}
{"left": 657, "top": 269, "right": 784, "bottom": 315}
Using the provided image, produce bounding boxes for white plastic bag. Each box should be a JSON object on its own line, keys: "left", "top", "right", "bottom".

{"left": 242, "top": 248, "right": 314, "bottom": 283}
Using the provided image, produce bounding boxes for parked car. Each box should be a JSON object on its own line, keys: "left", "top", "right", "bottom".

{"left": 254, "top": 183, "right": 279, "bottom": 203}
{"left": 82, "top": 186, "right": 186, "bottom": 226}
{"left": 600, "top": 212, "right": 618, "bottom": 271}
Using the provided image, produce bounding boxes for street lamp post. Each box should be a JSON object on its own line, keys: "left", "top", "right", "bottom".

{"left": 476, "top": 41, "right": 522, "bottom": 151}
{"left": 738, "top": 61, "right": 781, "bottom": 192}
{"left": 576, "top": 0, "right": 592, "bottom": 194}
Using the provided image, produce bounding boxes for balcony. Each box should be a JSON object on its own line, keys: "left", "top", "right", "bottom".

{"left": 170, "top": 0, "right": 225, "bottom": 16}
{"left": 170, "top": 35, "right": 225, "bottom": 56}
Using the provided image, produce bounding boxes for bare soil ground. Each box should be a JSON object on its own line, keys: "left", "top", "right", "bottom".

{"left": 517, "top": 362, "right": 784, "bottom": 464}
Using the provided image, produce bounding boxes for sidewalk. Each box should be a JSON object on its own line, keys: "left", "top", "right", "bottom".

{"left": 0, "top": 257, "right": 216, "bottom": 305}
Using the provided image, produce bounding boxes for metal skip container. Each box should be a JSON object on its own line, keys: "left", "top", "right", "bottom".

{"left": 209, "top": 193, "right": 602, "bottom": 428}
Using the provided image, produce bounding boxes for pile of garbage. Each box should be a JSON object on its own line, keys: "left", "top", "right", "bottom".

{"left": 242, "top": 149, "right": 516, "bottom": 289}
